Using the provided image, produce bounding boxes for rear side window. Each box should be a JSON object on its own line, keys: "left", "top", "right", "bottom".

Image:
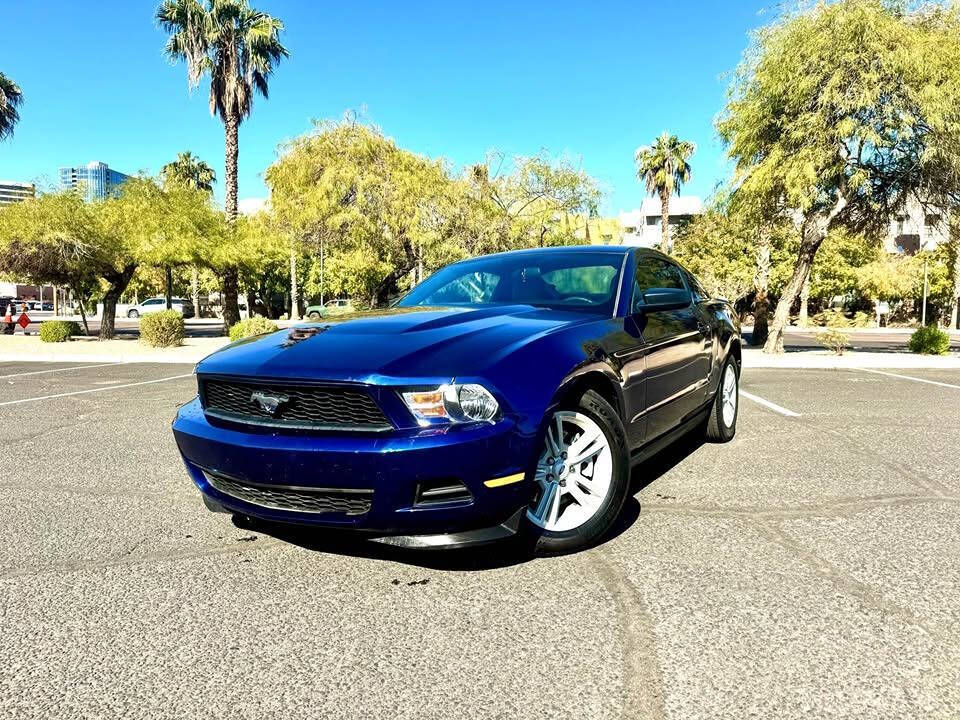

{"left": 631, "top": 256, "right": 685, "bottom": 312}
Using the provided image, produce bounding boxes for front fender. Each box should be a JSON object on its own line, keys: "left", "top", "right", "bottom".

{"left": 483, "top": 318, "right": 632, "bottom": 438}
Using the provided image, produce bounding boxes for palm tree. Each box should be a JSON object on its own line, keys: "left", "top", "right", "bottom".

{"left": 635, "top": 133, "right": 695, "bottom": 254}
{"left": 0, "top": 72, "right": 24, "bottom": 141}
{"left": 157, "top": 0, "right": 288, "bottom": 330}
{"left": 160, "top": 151, "right": 217, "bottom": 310}
{"left": 160, "top": 151, "right": 217, "bottom": 193}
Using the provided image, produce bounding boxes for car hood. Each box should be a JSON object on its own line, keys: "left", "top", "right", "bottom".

{"left": 198, "top": 305, "right": 595, "bottom": 382}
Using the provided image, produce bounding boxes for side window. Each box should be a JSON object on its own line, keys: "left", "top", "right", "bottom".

{"left": 144, "top": 299, "right": 162, "bottom": 306}
{"left": 631, "top": 256, "right": 685, "bottom": 313}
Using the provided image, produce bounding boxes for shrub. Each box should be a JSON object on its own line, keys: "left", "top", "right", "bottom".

{"left": 818, "top": 328, "right": 851, "bottom": 355}
{"left": 908, "top": 325, "right": 950, "bottom": 355}
{"left": 140, "top": 310, "right": 185, "bottom": 348}
{"left": 39, "top": 320, "right": 82, "bottom": 343}
{"left": 851, "top": 311, "right": 874, "bottom": 328}
{"left": 228, "top": 316, "right": 278, "bottom": 341}
{"left": 811, "top": 308, "right": 853, "bottom": 328}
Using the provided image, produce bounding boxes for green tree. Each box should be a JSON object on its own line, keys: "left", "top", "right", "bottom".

{"left": 634, "top": 132, "right": 695, "bottom": 255}
{"left": 267, "top": 120, "right": 452, "bottom": 306}
{"left": 161, "top": 151, "right": 217, "bottom": 193}
{"left": 0, "top": 192, "right": 100, "bottom": 333}
{"left": 0, "top": 72, "right": 23, "bottom": 141}
{"left": 157, "top": 0, "right": 288, "bottom": 330}
{"left": 718, "top": 0, "right": 960, "bottom": 352}
{"left": 160, "top": 151, "right": 217, "bottom": 310}
{"left": 479, "top": 152, "right": 603, "bottom": 250}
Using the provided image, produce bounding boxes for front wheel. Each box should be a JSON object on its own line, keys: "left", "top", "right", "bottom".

{"left": 127, "top": 309, "right": 139, "bottom": 319}
{"left": 705, "top": 357, "right": 739, "bottom": 442}
{"left": 524, "top": 390, "right": 630, "bottom": 555}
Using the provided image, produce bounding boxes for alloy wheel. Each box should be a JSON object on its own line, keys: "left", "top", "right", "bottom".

{"left": 526, "top": 411, "right": 613, "bottom": 532}
{"left": 721, "top": 363, "right": 738, "bottom": 427}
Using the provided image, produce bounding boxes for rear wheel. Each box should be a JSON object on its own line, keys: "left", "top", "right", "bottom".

{"left": 705, "top": 357, "right": 739, "bottom": 442}
{"left": 524, "top": 390, "right": 630, "bottom": 555}
{"left": 307, "top": 311, "right": 321, "bottom": 321}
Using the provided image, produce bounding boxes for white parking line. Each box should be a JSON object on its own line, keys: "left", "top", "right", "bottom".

{"left": 0, "top": 362, "right": 122, "bottom": 380}
{"left": 739, "top": 390, "right": 801, "bottom": 417}
{"left": 855, "top": 368, "right": 960, "bottom": 390}
{"left": 0, "top": 374, "right": 193, "bottom": 407}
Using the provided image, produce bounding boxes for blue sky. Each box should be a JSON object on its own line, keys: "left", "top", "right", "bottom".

{"left": 1, "top": 1, "right": 771, "bottom": 214}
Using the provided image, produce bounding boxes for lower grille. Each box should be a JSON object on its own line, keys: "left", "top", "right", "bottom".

{"left": 203, "top": 471, "right": 373, "bottom": 515}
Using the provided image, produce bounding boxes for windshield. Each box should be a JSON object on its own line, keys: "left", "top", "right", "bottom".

{"left": 396, "top": 251, "right": 624, "bottom": 314}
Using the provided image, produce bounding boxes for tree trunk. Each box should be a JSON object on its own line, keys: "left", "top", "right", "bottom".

{"left": 221, "top": 111, "right": 241, "bottom": 333}
{"left": 221, "top": 268, "right": 240, "bottom": 330}
{"left": 763, "top": 199, "right": 846, "bottom": 354}
{"left": 164, "top": 266, "right": 173, "bottom": 310}
{"left": 752, "top": 236, "right": 772, "bottom": 347}
{"left": 660, "top": 192, "right": 671, "bottom": 254}
{"left": 53, "top": 284, "right": 59, "bottom": 316}
{"left": 191, "top": 265, "right": 200, "bottom": 318}
{"left": 289, "top": 245, "right": 300, "bottom": 320}
{"left": 99, "top": 264, "right": 137, "bottom": 341}
{"left": 798, "top": 273, "right": 810, "bottom": 327}
{"left": 75, "top": 294, "right": 90, "bottom": 336}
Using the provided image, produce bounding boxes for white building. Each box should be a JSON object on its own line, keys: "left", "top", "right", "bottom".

{"left": 884, "top": 198, "right": 950, "bottom": 255}
{"left": 618, "top": 196, "right": 704, "bottom": 249}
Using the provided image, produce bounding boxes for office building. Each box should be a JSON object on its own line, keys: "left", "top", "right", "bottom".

{"left": 0, "top": 180, "right": 36, "bottom": 205}
{"left": 59, "top": 161, "right": 130, "bottom": 201}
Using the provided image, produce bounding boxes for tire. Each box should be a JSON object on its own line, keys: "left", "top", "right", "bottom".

{"left": 523, "top": 389, "right": 630, "bottom": 555}
{"left": 307, "top": 311, "right": 321, "bottom": 321}
{"left": 705, "top": 357, "right": 739, "bottom": 442}
{"left": 127, "top": 310, "right": 139, "bottom": 319}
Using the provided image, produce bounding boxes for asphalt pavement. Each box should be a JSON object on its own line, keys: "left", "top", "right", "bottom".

{"left": 1, "top": 361, "right": 958, "bottom": 719}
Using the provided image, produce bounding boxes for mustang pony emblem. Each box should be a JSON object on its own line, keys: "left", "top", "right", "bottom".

{"left": 250, "top": 390, "right": 289, "bottom": 416}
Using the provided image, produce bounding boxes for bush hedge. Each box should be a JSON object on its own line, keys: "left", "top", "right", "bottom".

{"left": 39, "top": 320, "right": 82, "bottom": 343}
{"left": 228, "top": 316, "right": 278, "bottom": 341}
{"left": 140, "top": 310, "right": 185, "bottom": 348}
{"left": 907, "top": 325, "right": 950, "bottom": 355}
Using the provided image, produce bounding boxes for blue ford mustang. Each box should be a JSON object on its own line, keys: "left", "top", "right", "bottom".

{"left": 173, "top": 246, "right": 741, "bottom": 553}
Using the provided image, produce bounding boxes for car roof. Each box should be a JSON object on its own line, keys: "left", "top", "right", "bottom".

{"left": 450, "top": 244, "right": 679, "bottom": 265}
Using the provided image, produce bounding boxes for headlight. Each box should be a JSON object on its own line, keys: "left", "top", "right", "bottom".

{"left": 401, "top": 383, "right": 500, "bottom": 425}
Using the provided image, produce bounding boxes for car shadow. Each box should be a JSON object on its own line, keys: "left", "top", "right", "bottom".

{"left": 600, "top": 432, "right": 706, "bottom": 544}
{"left": 246, "top": 519, "right": 536, "bottom": 572}
{"left": 243, "top": 432, "right": 707, "bottom": 571}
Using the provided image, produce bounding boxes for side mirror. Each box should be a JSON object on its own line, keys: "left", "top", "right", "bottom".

{"left": 637, "top": 288, "right": 691, "bottom": 312}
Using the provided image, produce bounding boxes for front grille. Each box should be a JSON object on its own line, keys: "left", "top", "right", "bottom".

{"left": 203, "top": 471, "right": 373, "bottom": 515}
{"left": 201, "top": 378, "right": 392, "bottom": 431}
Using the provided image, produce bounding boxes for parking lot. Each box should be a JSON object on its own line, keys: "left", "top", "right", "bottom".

{"left": 1, "top": 361, "right": 958, "bottom": 719}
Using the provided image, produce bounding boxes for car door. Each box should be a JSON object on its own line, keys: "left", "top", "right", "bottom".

{"left": 629, "top": 253, "right": 709, "bottom": 441}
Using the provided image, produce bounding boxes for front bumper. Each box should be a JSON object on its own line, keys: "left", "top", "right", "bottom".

{"left": 172, "top": 397, "right": 536, "bottom": 538}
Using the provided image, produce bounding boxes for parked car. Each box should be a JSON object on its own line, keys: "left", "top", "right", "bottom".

{"left": 305, "top": 298, "right": 354, "bottom": 320}
{"left": 127, "top": 297, "right": 195, "bottom": 319}
{"left": 172, "top": 247, "right": 741, "bottom": 554}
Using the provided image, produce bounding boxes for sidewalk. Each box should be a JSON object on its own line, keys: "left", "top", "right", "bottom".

{"left": 741, "top": 324, "right": 960, "bottom": 336}
{"left": 743, "top": 346, "right": 960, "bottom": 369}
{"left": 0, "top": 336, "right": 230, "bottom": 364}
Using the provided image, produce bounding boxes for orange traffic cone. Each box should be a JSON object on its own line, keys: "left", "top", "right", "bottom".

{"left": 2, "top": 304, "right": 13, "bottom": 335}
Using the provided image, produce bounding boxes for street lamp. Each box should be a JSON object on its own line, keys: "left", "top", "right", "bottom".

{"left": 921, "top": 236, "right": 929, "bottom": 327}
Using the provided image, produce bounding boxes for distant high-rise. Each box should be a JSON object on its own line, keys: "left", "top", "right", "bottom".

{"left": 59, "top": 161, "right": 130, "bottom": 201}
{"left": 0, "top": 180, "right": 36, "bottom": 205}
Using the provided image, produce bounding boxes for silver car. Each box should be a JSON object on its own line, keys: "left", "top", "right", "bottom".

{"left": 127, "top": 297, "right": 195, "bottom": 319}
